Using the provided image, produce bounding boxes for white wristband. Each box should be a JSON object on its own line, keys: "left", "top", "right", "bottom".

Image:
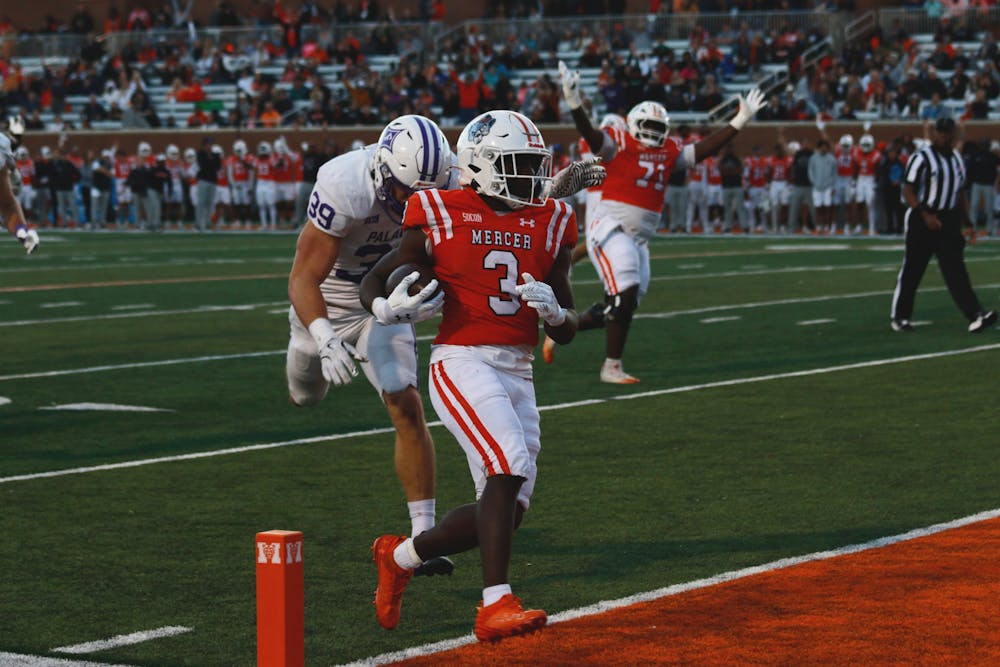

{"left": 547, "top": 307, "right": 567, "bottom": 327}
{"left": 371, "top": 297, "right": 393, "bottom": 324}
{"left": 308, "top": 317, "right": 336, "bottom": 347}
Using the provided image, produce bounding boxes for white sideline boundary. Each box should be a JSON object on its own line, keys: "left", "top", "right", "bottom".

{"left": 337, "top": 507, "right": 1000, "bottom": 667}
{"left": 3, "top": 342, "right": 999, "bottom": 485}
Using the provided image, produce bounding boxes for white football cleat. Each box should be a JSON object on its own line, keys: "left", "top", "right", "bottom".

{"left": 600, "top": 360, "right": 639, "bottom": 384}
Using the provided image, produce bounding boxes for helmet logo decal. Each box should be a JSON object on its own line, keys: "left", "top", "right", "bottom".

{"left": 379, "top": 125, "right": 404, "bottom": 150}
{"left": 467, "top": 114, "right": 496, "bottom": 145}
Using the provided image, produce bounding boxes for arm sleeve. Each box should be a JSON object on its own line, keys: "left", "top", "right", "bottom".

{"left": 674, "top": 143, "right": 696, "bottom": 171}
{"left": 904, "top": 152, "right": 925, "bottom": 185}
{"left": 595, "top": 129, "right": 619, "bottom": 163}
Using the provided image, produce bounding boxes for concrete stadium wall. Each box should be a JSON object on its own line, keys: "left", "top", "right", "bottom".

{"left": 17, "top": 122, "right": 1000, "bottom": 159}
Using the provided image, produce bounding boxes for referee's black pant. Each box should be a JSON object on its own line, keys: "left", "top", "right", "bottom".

{"left": 892, "top": 207, "right": 983, "bottom": 322}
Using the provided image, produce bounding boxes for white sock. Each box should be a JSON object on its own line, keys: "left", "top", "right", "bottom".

{"left": 408, "top": 499, "right": 435, "bottom": 537}
{"left": 392, "top": 538, "right": 423, "bottom": 570}
{"left": 482, "top": 584, "right": 512, "bottom": 607}
{"left": 603, "top": 358, "right": 621, "bottom": 369}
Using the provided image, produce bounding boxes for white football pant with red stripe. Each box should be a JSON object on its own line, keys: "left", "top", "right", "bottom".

{"left": 586, "top": 230, "right": 649, "bottom": 299}
{"left": 428, "top": 345, "right": 540, "bottom": 510}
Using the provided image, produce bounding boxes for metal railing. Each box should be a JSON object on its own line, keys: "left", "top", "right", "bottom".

{"left": 0, "top": 20, "right": 445, "bottom": 64}
{"left": 844, "top": 10, "right": 877, "bottom": 45}
{"left": 877, "top": 6, "right": 1000, "bottom": 39}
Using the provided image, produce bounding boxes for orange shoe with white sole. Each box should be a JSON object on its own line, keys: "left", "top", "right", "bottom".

{"left": 474, "top": 594, "right": 547, "bottom": 642}
{"left": 371, "top": 535, "right": 412, "bottom": 630}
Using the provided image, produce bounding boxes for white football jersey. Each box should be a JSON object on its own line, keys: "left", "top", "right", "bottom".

{"left": 0, "top": 134, "right": 14, "bottom": 171}
{"left": 307, "top": 146, "right": 455, "bottom": 309}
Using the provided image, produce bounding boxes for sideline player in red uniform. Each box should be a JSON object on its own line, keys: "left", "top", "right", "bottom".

{"left": 550, "top": 60, "right": 765, "bottom": 383}
{"left": 854, "top": 134, "right": 882, "bottom": 235}
{"left": 361, "top": 110, "right": 600, "bottom": 642}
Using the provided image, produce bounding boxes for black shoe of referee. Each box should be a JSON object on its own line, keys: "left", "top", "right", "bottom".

{"left": 968, "top": 310, "right": 997, "bottom": 333}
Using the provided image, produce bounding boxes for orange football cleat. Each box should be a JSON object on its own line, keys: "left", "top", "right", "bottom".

{"left": 474, "top": 594, "right": 547, "bottom": 642}
{"left": 542, "top": 336, "right": 556, "bottom": 364}
{"left": 371, "top": 535, "right": 412, "bottom": 630}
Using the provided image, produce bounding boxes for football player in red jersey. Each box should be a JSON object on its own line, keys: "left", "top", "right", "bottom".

{"left": 854, "top": 133, "right": 882, "bottom": 235}
{"left": 768, "top": 142, "right": 794, "bottom": 233}
{"left": 551, "top": 60, "right": 765, "bottom": 383}
{"left": 361, "top": 110, "right": 602, "bottom": 642}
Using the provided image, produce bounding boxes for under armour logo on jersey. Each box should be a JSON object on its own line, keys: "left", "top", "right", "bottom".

{"left": 519, "top": 218, "right": 535, "bottom": 228}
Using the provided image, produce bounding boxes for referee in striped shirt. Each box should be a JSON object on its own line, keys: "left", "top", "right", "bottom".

{"left": 891, "top": 117, "right": 997, "bottom": 333}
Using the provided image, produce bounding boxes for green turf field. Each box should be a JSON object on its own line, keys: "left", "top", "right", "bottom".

{"left": 2, "top": 231, "right": 998, "bottom": 666}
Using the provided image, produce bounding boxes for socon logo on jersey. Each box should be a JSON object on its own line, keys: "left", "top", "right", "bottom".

{"left": 467, "top": 114, "right": 496, "bottom": 145}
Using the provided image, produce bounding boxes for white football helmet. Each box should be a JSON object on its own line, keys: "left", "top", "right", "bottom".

{"left": 15, "top": 146, "right": 29, "bottom": 160}
{"left": 166, "top": 144, "right": 180, "bottom": 160}
{"left": 40, "top": 146, "right": 52, "bottom": 158}
{"left": 787, "top": 141, "right": 802, "bottom": 154}
{"left": 211, "top": 144, "right": 224, "bottom": 156}
{"left": 258, "top": 141, "right": 272, "bottom": 156}
{"left": 273, "top": 136, "right": 289, "bottom": 154}
{"left": 233, "top": 140, "right": 247, "bottom": 157}
{"left": 627, "top": 101, "right": 670, "bottom": 148}
{"left": 859, "top": 134, "right": 875, "bottom": 152}
{"left": 183, "top": 147, "right": 196, "bottom": 164}
{"left": 373, "top": 114, "right": 452, "bottom": 216}
{"left": 457, "top": 110, "right": 551, "bottom": 208}
{"left": 138, "top": 141, "right": 152, "bottom": 158}
{"left": 599, "top": 113, "right": 627, "bottom": 132}
{"left": 839, "top": 134, "right": 854, "bottom": 150}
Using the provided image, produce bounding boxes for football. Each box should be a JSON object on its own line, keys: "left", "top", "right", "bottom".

{"left": 385, "top": 263, "right": 440, "bottom": 298}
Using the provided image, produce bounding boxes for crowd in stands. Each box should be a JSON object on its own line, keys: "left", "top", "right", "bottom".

{"left": 2, "top": 0, "right": 1000, "bottom": 208}
{"left": 4, "top": 0, "right": 973, "bottom": 132}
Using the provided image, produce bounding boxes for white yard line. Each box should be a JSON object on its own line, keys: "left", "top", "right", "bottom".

{"left": 0, "top": 653, "right": 131, "bottom": 666}
{"left": 39, "top": 302, "right": 83, "bottom": 309}
{"left": 700, "top": 316, "right": 742, "bottom": 323}
{"left": 110, "top": 304, "right": 156, "bottom": 311}
{"left": 337, "top": 507, "right": 1000, "bottom": 667}
{"left": 0, "top": 336, "right": 437, "bottom": 382}
{"left": 52, "top": 627, "right": 192, "bottom": 655}
{"left": 3, "top": 342, "right": 998, "bottom": 485}
{"left": 797, "top": 318, "right": 837, "bottom": 326}
{"left": 0, "top": 301, "right": 289, "bottom": 328}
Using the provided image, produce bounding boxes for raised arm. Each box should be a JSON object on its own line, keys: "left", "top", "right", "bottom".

{"left": 559, "top": 61, "right": 610, "bottom": 156}
{"left": 692, "top": 88, "right": 765, "bottom": 163}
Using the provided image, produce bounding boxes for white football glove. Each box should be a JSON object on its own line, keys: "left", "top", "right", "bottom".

{"left": 371, "top": 271, "right": 445, "bottom": 325}
{"left": 308, "top": 318, "right": 367, "bottom": 387}
{"left": 15, "top": 225, "right": 39, "bottom": 254}
{"left": 729, "top": 87, "right": 765, "bottom": 131}
{"left": 558, "top": 60, "right": 583, "bottom": 111}
{"left": 548, "top": 159, "right": 607, "bottom": 199}
{"left": 514, "top": 272, "right": 566, "bottom": 326}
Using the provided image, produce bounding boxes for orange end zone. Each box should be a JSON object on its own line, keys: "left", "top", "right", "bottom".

{"left": 396, "top": 518, "right": 1000, "bottom": 665}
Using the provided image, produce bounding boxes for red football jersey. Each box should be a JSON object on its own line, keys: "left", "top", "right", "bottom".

{"left": 745, "top": 156, "right": 768, "bottom": 187}
{"left": 15, "top": 158, "right": 34, "bottom": 186}
{"left": 835, "top": 147, "right": 856, "bottom": 177}
{"left": 254, "top": 155, "right": 274, "bottom": 180}
{"left": 705, "top": 156, "right": 722, "bottom": 185}
{"left": 770, "top": 155, "right": 792, "bottom": 181}
{"left": 601, "top": 127, "right": 682, "bottom": 213}
{"left": 227, "top": 155, "right": 251, "bottom": 183}
{"left": 403, "top": 187, "right": 577, "bottom": 347}
{"left": 272, "top": 153, "right": 294, "bottom": 183}
{"left": 853, "top": 148, "right": 881, "bottom": 177}
{"left": 114, "top": 156, "right": 134, "bottom": 179}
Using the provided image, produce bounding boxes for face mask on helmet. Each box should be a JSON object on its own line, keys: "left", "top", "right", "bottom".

{"left": 627, "top": 103, "right": 670, "bottom": 148}
{"left": 373, "top": 115, "right": 451, "bottom": 217}
{"left": 458, "top": 111, "right": 552, "bottom": 209}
